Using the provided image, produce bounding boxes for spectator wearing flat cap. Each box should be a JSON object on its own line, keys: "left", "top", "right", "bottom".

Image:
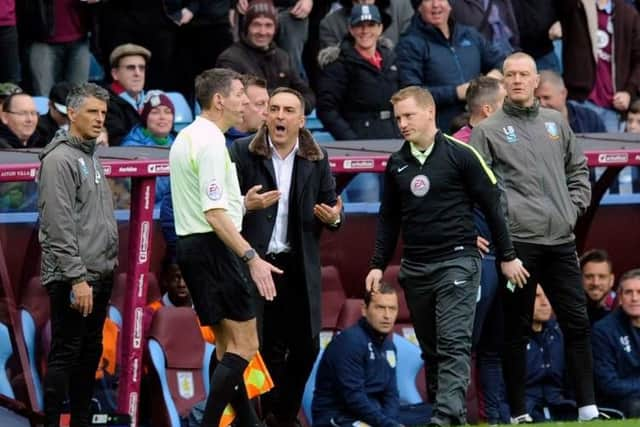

{"left": 217, "top": 0, "right": 316, "bottom": 114}
{"left": 317, "top": 4, "right": 401, "bottom": 140}
{"left": 103, "top": 43, "right": 150, "bottom": 146}
{"left": 34, "top": 81, "right": 72, "bottom": 147}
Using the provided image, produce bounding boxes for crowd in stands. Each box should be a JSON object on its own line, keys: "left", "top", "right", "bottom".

{"left": 1, "top": 0, "right": 640, "bottom": 425}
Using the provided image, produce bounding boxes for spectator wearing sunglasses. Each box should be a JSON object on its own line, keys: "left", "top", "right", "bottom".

{"left": 104, "top": 43, "right": 151, "bottom": 146}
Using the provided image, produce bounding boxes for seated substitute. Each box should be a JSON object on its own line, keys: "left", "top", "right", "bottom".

{"left": 525, "top": 285, "right": 576, "bottom": 422}
{"left": 312, "top": 283, "right": 430, "bottom": 427}
{"left": 592, "top": 268, "right": 640, "bottom": 418}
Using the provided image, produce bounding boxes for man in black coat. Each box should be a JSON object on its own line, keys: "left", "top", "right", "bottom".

{"left": 229, "top": 87, "right": 343, "bottom": 427}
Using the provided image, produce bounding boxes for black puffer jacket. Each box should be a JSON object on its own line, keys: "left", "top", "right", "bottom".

{"left": 216, "top": 38, "right": 316, "bottom": 114}
{"left": 317, "top": 39, "right": 401, "bottom": 140}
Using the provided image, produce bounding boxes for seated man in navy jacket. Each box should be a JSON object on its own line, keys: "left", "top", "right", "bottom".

{"left": 592, "top": 268, "right": 640, "bottom": 418}
{"left": 313, "top": 284, "right": 404, "bottom": 427}
{"left": 526, "top": 285, "right": 576, "bottom": 421}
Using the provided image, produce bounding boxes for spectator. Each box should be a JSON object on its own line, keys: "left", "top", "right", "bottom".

{"left": 0, "top": 81, "right": 22, "bottom": 112}
{"left": 229, "top": 87, "right": 343, "bottom": 427}
{"left": 317, "top": 4, "right": 401, "bottom": 140}
{"left": 217, "top": 0, "right": 316, "bottom": 114}
{"left": 34, "top": 81, "right": 72, "bottom": 147}
{"left": 0, "top": 93, "right": 41, "bottom": 148}
{"left": 580, "top": 249, "right": 617, "bottom": 324}
{"left": 104, "top": 43, "right": 149, "bottom": 146}
{"left": 313, "top": 284, "right": 431, "bottom": 427}
{"left": 592, "top": 268, "right": 640, "bottom": 418}
{"left": 0, "top": 0, "right": 20, "bottom": 83}
{"left": 122, "top": 90, "right": 175, "bottom": 208}
{"left": 526, "top": 285, "right": 576, "bottom": 422}
{"left": 451, "top": 0, "right": 519, "bottom": 58}
{"left": 122, "top": 90, "right": 175, "bottom": 148}
{"left": 453, "top": 76, "right": 511, "bottom": 426}
{"left": 367, "top": 86, "right": 527, "bottom": 427}
{"left": 626, "top": 99, "right": 640, "bottom": 133}
{"left": 19, "top": 0, "right": 92, "bottom": 96}
{"left": 318, "top": 0, "right": 414, "bottom": 49}
{"left": 469, "top": 52, "right": 599, "bottom": 424}
{"left": 558, "top": 0, "right": 640, "bottom": 131}
{"left": 535, "top": 70, "right": 607, "bottom": 133}
{"left": 510, "top": 0, "right": 561, "bottom": 72}
{"left": 396, "top": 0, "right": 504, "bottom": 132}
{"left": 225, "top": 75, "right": 269, "bottom": 145}
{"left": 236, "top": 0, "right": 312, "bottom": 79}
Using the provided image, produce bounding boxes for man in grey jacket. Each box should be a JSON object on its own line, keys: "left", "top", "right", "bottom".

{"left": 38, "top": 83, "right": 117, "bottom": 427}
{"left": 469, "top": 52, "right": 599, "bottom": 424}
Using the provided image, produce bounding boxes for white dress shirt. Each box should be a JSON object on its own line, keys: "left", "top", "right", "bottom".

{"left": 267, "top": 138, "right": 299, "bottom": 254}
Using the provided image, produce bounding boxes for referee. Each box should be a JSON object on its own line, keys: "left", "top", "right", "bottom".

{"left": 366, "top": 86, "right": 528, "bottom": 427}
{"left": 169, "top": 68, "right": 281, "bottom": 427}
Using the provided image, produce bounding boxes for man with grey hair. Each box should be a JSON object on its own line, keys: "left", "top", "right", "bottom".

{"left": 38, "top": 82, "right": 118, "bottom": 427}
{"left": 535, "top": 70, "right": 606, "bottom": 133}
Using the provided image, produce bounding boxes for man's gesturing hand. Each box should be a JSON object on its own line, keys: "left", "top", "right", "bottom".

{"left": 245, "top": 185, "right": 280, "bottom": 211}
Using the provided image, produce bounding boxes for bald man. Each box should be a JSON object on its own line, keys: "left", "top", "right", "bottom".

{"left": 469, "top": 52, "right": 600, "bottom": 424}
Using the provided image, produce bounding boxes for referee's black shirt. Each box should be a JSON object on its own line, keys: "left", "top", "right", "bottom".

{"left": 370, "top": 131, "right": 516, "bottom": 270}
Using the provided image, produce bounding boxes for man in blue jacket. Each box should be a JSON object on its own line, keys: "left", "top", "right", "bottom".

{"left": 396, "top": 0, "right": 504, "bottom": 132}
{"left": 526, "top": 285, "right": 576, "bottom": 421}
{"left": 313, "top": 283, "right": 403, "bottom": 427}
{"left": 592, "top": 269, "right": 640, "bottom": 418}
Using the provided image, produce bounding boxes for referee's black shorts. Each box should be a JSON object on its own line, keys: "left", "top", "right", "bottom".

{"left": 176, "top": 232, "right": 255, "bottom": 326}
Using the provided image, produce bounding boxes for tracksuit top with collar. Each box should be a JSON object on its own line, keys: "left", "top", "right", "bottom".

{"left": 370, "top": 131, "right": 516, "bottom": 270}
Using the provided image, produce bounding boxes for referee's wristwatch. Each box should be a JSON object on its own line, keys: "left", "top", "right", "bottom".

{"left": 241, "top": 248, "right": 257, "bottom": 263}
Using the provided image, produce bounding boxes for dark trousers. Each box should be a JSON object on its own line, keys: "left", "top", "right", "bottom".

{"left": 0, "top": 25, "right": 20, "bottom": 82}
{"left": 254, "top": 253, "right": 319, "bottom": 422}
{"left": 502, "top": 241, "right": 595, "bottom": 416}
{"left": 175, "top": 21, "right": 233, "bottom": 105}
{"left": 474, "top": 256, "right": 510, "bottom": 424}
{"left": 399, "top": 256, "right": 481, "bottom": 424}
{"left": 43, "top": 279, "right": 112, "bottom": 427}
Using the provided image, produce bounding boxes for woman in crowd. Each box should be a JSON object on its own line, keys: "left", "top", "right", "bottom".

{"left": 317, "top": 4, "right": 401, "bottom": 141}
{"left": 122, "top": 90, "right": 175, "bottom": 207}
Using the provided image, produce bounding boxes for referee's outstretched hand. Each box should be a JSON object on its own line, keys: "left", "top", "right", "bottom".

{"left": 248, "top": 256, "right": 283, "bottom": 301}
{"left": 500, "top": 258, "right": 530, "bottom": 289}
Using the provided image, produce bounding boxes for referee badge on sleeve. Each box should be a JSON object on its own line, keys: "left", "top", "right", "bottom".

{"left": 206, "top": 179, "right": 223, "bottom": 201}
